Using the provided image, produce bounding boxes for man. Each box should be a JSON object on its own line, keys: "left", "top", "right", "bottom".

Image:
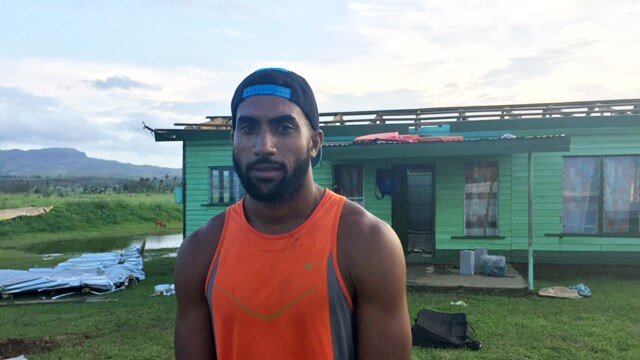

{"left": 175, "top": 68, "right": 411, "bottom": 359}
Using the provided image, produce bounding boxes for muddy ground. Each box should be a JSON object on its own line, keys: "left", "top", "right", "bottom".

{"left": 0, "top": 335, "right": 90, "bottom": 359}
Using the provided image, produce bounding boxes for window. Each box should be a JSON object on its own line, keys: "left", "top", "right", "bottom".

{"left": 209, "top": 167, "right": 245, "bottom": 205}
{"left": 464, "top": 162, "right": 499, "bottom": 236}
{"left": 333, "top": 165, "right": 364, "bottom": 206}
{"left": 563, "top": 156, "right": 640, "bottom": 235}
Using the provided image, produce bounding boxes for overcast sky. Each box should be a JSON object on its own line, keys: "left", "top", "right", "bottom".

{"left": 1, "top": 0, "right": 639, "bottom": 168}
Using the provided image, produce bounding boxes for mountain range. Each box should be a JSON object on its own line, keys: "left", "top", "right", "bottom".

{"left": 0, "top": 148, "right": 181, "bottom": 179}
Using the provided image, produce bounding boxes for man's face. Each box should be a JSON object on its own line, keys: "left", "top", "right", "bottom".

{"left": 232, "top": 96, "right": 322, "bottom": 204}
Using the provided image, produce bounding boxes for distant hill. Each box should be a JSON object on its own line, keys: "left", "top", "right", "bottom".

{"left": 0, "top": 148, "right": 181, "bottom": 179}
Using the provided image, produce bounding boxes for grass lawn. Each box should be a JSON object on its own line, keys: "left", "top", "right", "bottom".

{"left": 410, "top": 265, "right": 640, "bottom": 359}
{"left": 0, "top": 249, "right": 178, "bottom": 360}
{"left": 0, "top": 193, "right": 182, "bottom": 248}
{"left": 2, "top": 251, "right": 639, "bottom": 359}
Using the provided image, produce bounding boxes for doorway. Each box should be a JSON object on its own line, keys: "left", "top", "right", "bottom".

{"left": 392, "top": 166, "right": 435, "bottom": 255}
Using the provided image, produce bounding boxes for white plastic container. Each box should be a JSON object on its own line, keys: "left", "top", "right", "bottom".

{"left": 474, "top": 248, "right": 488, "bottom": 272}
{"left": 459, "top": 250, "right": 475, "bottom": 275}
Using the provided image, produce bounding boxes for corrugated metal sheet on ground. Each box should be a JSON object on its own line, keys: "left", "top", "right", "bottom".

{"left": 0, "top": 206, "right": 54, "bottom": 221}
{"left": 0, "top": 246, "right": 145, "bottom": 295}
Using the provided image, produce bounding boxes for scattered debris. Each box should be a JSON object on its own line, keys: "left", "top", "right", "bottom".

{"left": 572, "top": 283, "right": 592, "bottom": 297}
{"left": 42, "top": 253, "right": 63, "bottom": 261}
{"left": 538, "top": 286, "right": 582, "bottom": 299}
{"left": 450, "top": 300, "right": 468, "bottom": 306}
{"left": 0, "top": 246, "right": 144, "bottom": 298}
{"left": 0, "top": 297, "right": 118, "bottom": 307}
{"left": 0, "top": 206, "right": 54, "bottom": 221}
{"left": 152, "top": 284, "right": 175, "bottom": 296}
{"left": 6, "top": 355, "right": 28, "bottom": 360}
{"left": 539, "top": 283, "right": 592, "bottom": 299}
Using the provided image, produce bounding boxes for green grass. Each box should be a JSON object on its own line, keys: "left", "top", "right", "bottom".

{"left": 2, "top": 256, "right": 639, "bottom": 359}
{"left": 0, "top": 249, "right": 178, "bottom": 360}
{"left": 0, "top": 193, "right": 182, "bottom": 247}
{"left": 410, "top": 265, "right": 640, "bottom": 359}
{"left": 1, "top": 194, "right": 638, "bottom": 358}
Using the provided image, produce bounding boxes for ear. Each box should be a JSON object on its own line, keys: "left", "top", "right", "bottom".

{"left": 310, "top": 129, "right": 324, "bottom": 159}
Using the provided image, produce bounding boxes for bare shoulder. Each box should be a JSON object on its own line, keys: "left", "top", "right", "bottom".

{"left": 338, "top": 200, "right": 401, "bottom": 257}
{"left": 337, "top": 200, "right": 405, "bottom": 297}
{"left": 338, "top": 200, "right": 412, "bottom": 359}
{"left": 175, "top": 211, "right": 226, "bottom": 294}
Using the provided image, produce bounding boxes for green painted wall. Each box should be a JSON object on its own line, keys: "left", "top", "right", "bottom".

{"left": 184, "top": 140, "right": 233, "bottom": 236}
{"left": 325, "top": 125, "right": 640, "bottom": 263}
{"left": 181, "top": 122, "right": 640, "bottom": 264}
{"left": 506, "top": 127, "right": 640, "bottom": 257}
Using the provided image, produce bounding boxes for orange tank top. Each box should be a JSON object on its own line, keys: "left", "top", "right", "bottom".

{"left": 204, "top": 189, "right": 355, "bottom": 360}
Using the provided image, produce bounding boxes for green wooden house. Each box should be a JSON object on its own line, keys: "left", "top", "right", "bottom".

{"left": 154, "top": 99, "right": 640, "bottom": 265}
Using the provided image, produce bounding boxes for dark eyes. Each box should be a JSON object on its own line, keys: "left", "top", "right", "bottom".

{"left": 276, "top": 124, "right": 295, "bottom": 133}
{"left": 238, "top": 124, "right": 254, "bottom": 133}
{"left": 237, "top": 122, "right": 295, "bottom": 134}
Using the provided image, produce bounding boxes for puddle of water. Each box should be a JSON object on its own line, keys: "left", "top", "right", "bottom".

{"left": 140, "top": 234, "right": 183, "bottom": 250}
{"left": 25, "top": 233, "right": 184, "bottom": 254}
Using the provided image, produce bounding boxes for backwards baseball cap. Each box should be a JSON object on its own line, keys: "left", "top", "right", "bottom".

{"left": 231, "top": 68, "right": 322, "bottom": 167}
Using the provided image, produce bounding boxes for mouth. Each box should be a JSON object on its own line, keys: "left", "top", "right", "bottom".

{"left": 248, "top": 162, "right": 284, "bottom": 181}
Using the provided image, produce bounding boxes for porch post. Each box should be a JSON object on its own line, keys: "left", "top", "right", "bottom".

{"left": 528, "top": 152, "right": 534, "bottom": 291}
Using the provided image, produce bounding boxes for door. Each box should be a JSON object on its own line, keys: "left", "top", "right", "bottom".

{"left": 392, "top": 166, "right": 435, "bottom": 255}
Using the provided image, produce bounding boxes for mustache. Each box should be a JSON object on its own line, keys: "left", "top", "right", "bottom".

{"left": 247, "top": 158, "right": 285, "bottom": 170}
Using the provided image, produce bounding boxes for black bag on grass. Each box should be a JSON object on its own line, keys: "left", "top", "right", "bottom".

{"left": 412, "top": 309, "right": 481, "bottom": 351}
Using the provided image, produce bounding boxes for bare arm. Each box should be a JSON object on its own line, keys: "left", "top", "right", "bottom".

{"left": 340, "top": 203, "right": 412, "bottom": 360}
{"left": 175, "top": 215, "right": 224, "bottom": 360}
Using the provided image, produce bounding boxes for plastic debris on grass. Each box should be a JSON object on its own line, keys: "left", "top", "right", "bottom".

{"left": 538, "top": 283, "right": 592, "bottom": 299}
{"left": 538, "top": 286, "right": 581, "bottom": 299}
{"left": 450, "top": 300, "right": 468, "bottom": 306}
{"left": 6, "top": 355, "right": 28, "bottom": 360}
{"left": 571, "top": 283, "right": 592, "bottom": 297}
{"left": 152, "top": 283, "right": 175, "bottom": 296}
{"left": 0, "top": 246, "right": 145, "bottom": 298}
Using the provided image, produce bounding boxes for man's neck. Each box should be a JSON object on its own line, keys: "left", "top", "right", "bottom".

{"left": 243, "top": 180, "right": 324, "bottom": 235}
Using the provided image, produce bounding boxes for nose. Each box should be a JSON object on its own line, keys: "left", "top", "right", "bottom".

{"left": 253, "top": 128, "right": 276, "bottom": 157}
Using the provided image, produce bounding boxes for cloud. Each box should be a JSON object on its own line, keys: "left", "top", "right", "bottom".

{"left": 321, "top": 89, "right": 427, "bottom": 113}
{"left": 89, "top": 76, "right": 160, "bottom": 91}
{"left": 223, "top": 29, "right": 259, "bottom": 38}
{"left": 152, "top": 99, "right": 228, "bottom": 117}
{"left": 2, "top": 0, "right": 640, "bottom": 166}
{"left": 0, "top": 87, "right": 101, "bottom": 144}
{"left": 0, "top": 85, "right": 185, "bottom": 167}
{"left": 0, "top": 57, "right": 240, "bottom": 167}
{"left": 151, "top": 0, "right": 254, "bottom": 16}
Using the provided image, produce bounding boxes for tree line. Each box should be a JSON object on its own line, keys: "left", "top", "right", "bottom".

{"left": 0, "top": 176, "right": 182, "bottom": 195}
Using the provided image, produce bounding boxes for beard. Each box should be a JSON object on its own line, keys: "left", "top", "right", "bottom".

{"left": 233, "top": 150, "right": 311, "bottom": 204}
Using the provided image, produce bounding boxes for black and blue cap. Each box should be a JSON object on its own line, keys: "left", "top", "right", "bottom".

{"left": 231, "top": 68, "right": 322, "bottom": 167}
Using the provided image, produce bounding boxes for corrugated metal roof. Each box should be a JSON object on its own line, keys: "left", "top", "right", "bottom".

{"left": 322, "top": 134, "right": 566, "bottom": 148}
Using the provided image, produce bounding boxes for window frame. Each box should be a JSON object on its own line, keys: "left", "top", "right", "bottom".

{"left": 207, "top": 166, "right": 245, "bottom": 206}
{"left": 463, "top": 161, "right": 500, "bottom": 237}
{"left": 562, "top": 155, "right": 640, "bottom": 236}
{"left": 332, "top": 164, "right": 365, "bottom": 207}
